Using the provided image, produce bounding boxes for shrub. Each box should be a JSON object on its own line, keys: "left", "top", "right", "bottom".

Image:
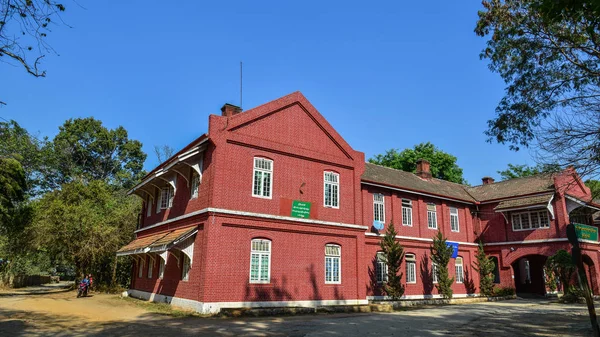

{"left": 493, "top": 286, "right": 516, "bottom": 297}
{"left": 473, "top": 241, "right": 495, "bottom": 296}
{"left": 430, "top": 231, "right": 454, "bottom": 299}
{"left": 380, "top": 221, "right": 405, "bottom": 300}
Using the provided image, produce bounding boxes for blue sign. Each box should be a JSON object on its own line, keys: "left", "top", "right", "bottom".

{"left": 373, "top": 221, "right": 384, "bottom": 231}
{"left": 446, "top": 241, "right": 459, "bottom": 258}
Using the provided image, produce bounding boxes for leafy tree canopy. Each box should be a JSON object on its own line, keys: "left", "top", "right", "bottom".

{"left": 369, "top": 142, "right": 466, "bottom": 184}
{"left": 43, "top": 117, "right": 147, "bottom": 190}
{"left": 0, "top": 157, "right": 26, "bottom": 223}
{"left": 497, "top": 163, "right": 560, "bottom": 181}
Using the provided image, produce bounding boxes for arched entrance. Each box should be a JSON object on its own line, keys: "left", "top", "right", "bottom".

{"left": 511, "top": 255, "right": 547, "bottom": 295}
{"left": 582, "top": 255, "right": 599, "bottom": 295}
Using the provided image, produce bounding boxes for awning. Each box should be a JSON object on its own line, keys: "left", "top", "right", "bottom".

{"left": 565, "top": 194, "right": 600, "bottom": 213}
{"left": 117, "top": 226, "right": 198, "bottom": 257}
{"left": 494, "top": 193, "right": 554, "bottom": 212}
{"left": 494, "top": 193, "right": 555, "bottom": 220}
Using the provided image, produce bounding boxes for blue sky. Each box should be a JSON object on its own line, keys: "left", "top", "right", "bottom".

{"left": 1, "top": 0, "right": 534, "bottom": 185}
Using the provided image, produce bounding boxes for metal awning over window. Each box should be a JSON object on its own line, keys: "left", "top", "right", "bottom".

{"left": 117, "top": 226, "right": 198, "bottom": 257}
{"left": 494, "top": 193, "right": 555, "bottom": 220}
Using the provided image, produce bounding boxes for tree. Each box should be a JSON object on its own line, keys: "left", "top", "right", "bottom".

{"left": 34, "top": 180, "right": 139, "bottom": 280}
{"left": 154, "top": 144, "right": 175, "bottom": 164}
{"left": 0, "top": 120, "right": 46, "bottom": 195}
{"left": 545, "top": 249, "right": 577, "bottom": 295}
{"left": 43, "top": 117, "right": 147, "bottom": 189}
{"left": 430, "top": 231, "right": 454, "bottom": 299}
{"left": 473, "top": 242, "right": 495, "bottom": 296}
{"left": 369, "top": 142, "right": 466, "bottom": 184}
{"left": 497, "top": 163, "right": 559, "bottom": 181}
{"left": 0, "top": 0, "right": 67, "bottom": 105}
{"left": 0, "top": 157, "right": 26, "bottom": 224}
{"left": 476, "top": 0, "right": 600, "bottom": 177}
{"left": 585, "top": 180, "right": 600, "bottom": 200}
{"left": 380, "top": 221, "right": 405, "bottom": 300}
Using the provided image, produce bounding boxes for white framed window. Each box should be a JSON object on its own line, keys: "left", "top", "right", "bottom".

{"left": 252, "top": 157, "right": 273, "bottom": 199}
{"left": 373, "top": 194, "right": 385, "bottom": 223}
{"left": 511, "top": 210, "right": 551, "bottom": 231}
{"left": 138, "top": 259, "right": 144, "bottom": 278}
{"left": 405, "top": 254, "right": 416, "bottom": 284}
{"left": 376, "top": 252, "right": 388, "bottom": 284}
{"left": 455, "top": 257, "right": 464, "bottom": 283}
{"left": 450, "top": 207, "right": 460, "bottom": 232}
{"left": 324, "top": 172, "right": 340, "bottom": 208}
{"left": 250, "top": 239, "right": 271, "bottom": 283}
{"left": 155, "top": 189, "right": 161, "bottom": 214}
{"left": 158, "top": 258, "right": 165, "bottom": 279}
{"left": 147, "top": 256, "right": 153, "bottom": 278}
{"left": 181, "top": 254, "right": 191, "bottom": 281}
{"left": 325, "top": 244, "right": 341, "bottom": 284}
{"left": 190, "top": 172, "right": 200, "bottom": 199}
{"left": 402, "top": 199, "right": 412, "bottom": 226}
{"left": 160, "top": 187, "right": 174, "bottom": 210}
{"left": 432, "top": 262, "right": 438, "bottom": 284}
{"left": 427, "top": 204, "right": 437, "bottom": 229}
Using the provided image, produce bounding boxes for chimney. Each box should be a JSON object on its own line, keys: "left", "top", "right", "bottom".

{"left": 221, "top": 103, "right": 242, "bottom": 117}
{"left": 416, "top": 159, "right": 432, "bottom": 179}
{"left": 482, "top": 176, "right": 495, "bottom": 185}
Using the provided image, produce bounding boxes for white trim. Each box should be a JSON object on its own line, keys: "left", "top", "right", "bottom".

{"left": 565, "top": 194, "right": 600, "bottom": 211}
{"left": 365, "top": 232, "right": 479, "bottom": 246}
{"left": 495, "top": 205, "right": 548, "bottom": 212}
{"left": 367, "top": 293, "right": 477, "bottom": 300}
{"left": 252, "top": 157, "right": 273, "bottom": 199}
{"left": 135, "top": 207, "right": 368, "bottom": 234}
{"left": 324, "top": 171, "right": 340, "bottom": 209}
{"left": 249, "top": 239, "right": 271, "bottom": 284}
{"left": 125, "top": 289, "right": 367, "bottom": 314}
{"left": 483, "top": 238, "right": 568, "bottom": 246}
{"left": 361, "top": 181, "right": 475, "bottom": 205}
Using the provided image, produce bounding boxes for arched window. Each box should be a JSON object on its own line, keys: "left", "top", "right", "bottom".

{"left": 376, "top": 252, "right": 387, "bottom": 284}
{"left": 490, "top": 256, "right": 500, "bottom": 284}
{"left": 325, "top": 244, "right": 341, "bottom": 284}
{"left": 250, "top": 239, "right": 271, "bottom": 283}
{"left": 455, "top": 257, "right": 464, "bottom": 283}
{"left": 405, "top": 254, "right": 416, "bottom": 284}
{"left": 252, "top": 158, "right": 273, "bottom": 198}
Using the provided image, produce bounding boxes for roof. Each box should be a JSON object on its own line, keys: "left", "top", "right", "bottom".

{"left": 117, "top": 226, "right": 197, "bottom": 256}
{"left": 362, "top": 163, "right": 477, "bottom": 203}
{"left": 465, "top": 174, "right": 556, "bottom": 201}
{"left": 494, "top": 193, "right": 554, "bottom": 211}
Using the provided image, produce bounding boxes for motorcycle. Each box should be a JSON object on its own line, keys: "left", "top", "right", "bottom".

{"left": 76, "top": 281, "right": 88, "bottom": 298}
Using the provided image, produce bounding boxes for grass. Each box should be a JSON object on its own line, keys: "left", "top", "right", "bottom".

{"left": 107, "top": 295, "right": 211, "bottom": 318}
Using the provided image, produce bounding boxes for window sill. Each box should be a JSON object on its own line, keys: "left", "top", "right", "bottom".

{"left": 252, "top": 195, "right": 273, "bottom": 200}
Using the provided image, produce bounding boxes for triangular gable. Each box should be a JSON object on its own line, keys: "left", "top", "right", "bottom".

{"left": 554, "top": 167, "right": 592, "bottom": 200}
{"left": 225, "top": 92, "right": 355, "bottom": 160}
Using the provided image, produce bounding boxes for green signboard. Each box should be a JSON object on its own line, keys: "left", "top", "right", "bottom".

{"left": 574, "top": 223, "right": 599, "bottom": 242}
{"left": 291, "top": 200, "right": 311, "bottom": 219}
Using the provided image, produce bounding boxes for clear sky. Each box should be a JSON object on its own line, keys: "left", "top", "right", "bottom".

{"left": 1, "top": 0, "right": 535, "bottom": 185}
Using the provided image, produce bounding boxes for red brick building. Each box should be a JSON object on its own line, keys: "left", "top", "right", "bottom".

{"left": 118, "top": 92, "right": 600, "bottom": 313}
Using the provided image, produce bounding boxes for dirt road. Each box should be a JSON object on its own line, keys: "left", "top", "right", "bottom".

{"left": 0, "top": 291, "right": 595, "bottom": 336}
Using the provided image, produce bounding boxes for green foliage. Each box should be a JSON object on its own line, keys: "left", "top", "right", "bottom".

{"left": 379, "top": 221, "right": 405, "bottom": 300}
{"left": 497, "top": 163, "right": 560, "bottom": 181}
{"left": 585, "top": 180, "right": 600, "bottom": 200}
{"left": 473, "top": 242, "right": 495, "bottom": 296}
{"left": 43, "top": 117, "right": 147, "bottom": 190}
{"left": 369, "top": 142, "right": 466, "bottom": 184}
{"left": 0, "top": 157, "right": 27, "bottom": 222}
{"left": 34, "top": 180, "right": 139, "bottom": 279}
{"left": 545, "top": 249, "right": 577, "bottom": 295}
{"left": 476, "top": 0, "right": 600, "bottom": 151}
{"left": 430, "top": 231, "right": 454, "bottom": 299}
{"left": 492, "top": 286, "right": 516, "bottom": 297}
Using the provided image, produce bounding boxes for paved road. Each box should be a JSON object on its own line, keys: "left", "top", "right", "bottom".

{"left": 0, "top": 291, "right": 594, "bottom": 336}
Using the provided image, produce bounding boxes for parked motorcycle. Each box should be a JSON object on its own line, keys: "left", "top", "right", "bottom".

{"left": 76, "top": 281, "right": 88, "bottom": 298}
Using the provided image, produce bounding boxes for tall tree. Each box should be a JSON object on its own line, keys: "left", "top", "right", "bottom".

{"left": 43, "top": 117, "right": 147, "bottom": 189}
{"left": 0, "top": 120, "right": 46, "bottom": 194}
{"left": 473, "top": 242, "right": 495, "bottom": 296}
{"left": 0, "top": 0, "right": 67, "bottom": 105}
{"left": 430, "top": 231, "right": 454, "bottom": 299}
{"left": 380, "top": 221, "right": 405, "bottom": 300}
{"left": 476, "top": 0, "right": 600, "bottom": 177}
{"left": 0, "top": 157, "right": 26, "bottom": 224}
{"left": 35, "top": 180, "right": 139, "bottom": 279}
{"left": 497, "top": 163, "right": 560, "bottom": 181}
{"left": 369, "top": 142, "right": 466, "bottom": 184}
{"left": 154, "top": 144, "right": 175, "bottom": 164}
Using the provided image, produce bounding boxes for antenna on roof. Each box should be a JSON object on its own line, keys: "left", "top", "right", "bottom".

{"left": 240, "top": 61, "right": 243, "bottom": 109}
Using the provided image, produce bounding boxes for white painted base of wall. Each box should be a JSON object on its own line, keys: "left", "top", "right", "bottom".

{"left": 124, "top": 289, "right": 368, "bottom": 314}
{"left": 367, "top": 293, "right": 478, "bottom": 300}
